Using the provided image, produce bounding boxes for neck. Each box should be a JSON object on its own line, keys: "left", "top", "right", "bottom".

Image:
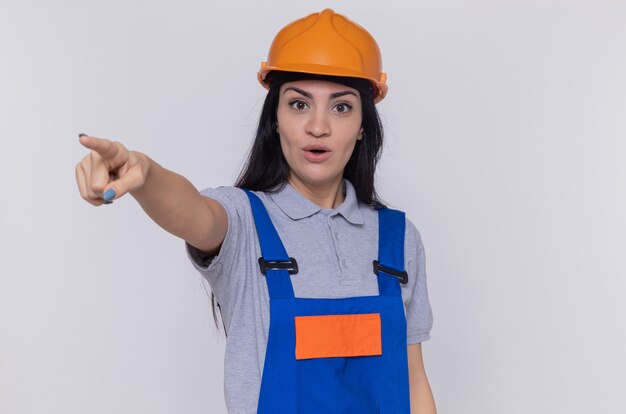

{"left": 287, "top": 173, "right": 345, "bottom": 209}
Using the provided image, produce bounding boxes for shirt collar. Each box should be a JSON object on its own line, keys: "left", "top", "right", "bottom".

{"left": 268, "top": 178, "right": 364, "bottom": 225}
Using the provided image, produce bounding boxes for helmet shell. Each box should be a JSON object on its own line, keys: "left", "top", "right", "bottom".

{"left": 258, "top": 8, "right": 388, "bottom": 103}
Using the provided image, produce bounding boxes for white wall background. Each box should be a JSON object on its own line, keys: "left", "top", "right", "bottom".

{"left": 1, "top": 0, "right": 625, "bottom": 412}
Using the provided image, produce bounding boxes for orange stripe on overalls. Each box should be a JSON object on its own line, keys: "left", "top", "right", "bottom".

{"left": 295, "top": 313, "right": 382, "bottom": 360}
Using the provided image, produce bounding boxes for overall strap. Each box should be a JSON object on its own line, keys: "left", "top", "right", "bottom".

{"left": 243, "top": 189, "right": 295, "bottom": 299}
{"left": 376, "top": 207, "right": 407, "bottom": 297}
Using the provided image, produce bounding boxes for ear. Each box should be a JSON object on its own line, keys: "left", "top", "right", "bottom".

{"left": 357, "top": 127, "right": 364, "bottom": 140}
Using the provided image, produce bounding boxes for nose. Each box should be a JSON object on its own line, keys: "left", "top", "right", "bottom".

{"left": 305, "top": 108, "right": 331, "bottom": 138}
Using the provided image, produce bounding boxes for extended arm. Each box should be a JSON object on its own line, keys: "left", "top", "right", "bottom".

{"left": 129, "top": 153, "right": 228, "bottom": 256}
{"left": 76, "top": 135, "right": 227, "bottom": 257}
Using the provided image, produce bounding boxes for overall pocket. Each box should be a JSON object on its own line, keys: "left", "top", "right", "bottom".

{"left": 295, "top": 313, "right": 382, "bottom": 414}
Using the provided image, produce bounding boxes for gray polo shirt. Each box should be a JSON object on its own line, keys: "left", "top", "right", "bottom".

{"left": 185, "top": 178, "right": 433, "bottom": 413}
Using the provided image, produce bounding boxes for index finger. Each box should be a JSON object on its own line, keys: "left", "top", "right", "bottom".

{"left": 78, "top": 134, "right": 119, "bottom": 160}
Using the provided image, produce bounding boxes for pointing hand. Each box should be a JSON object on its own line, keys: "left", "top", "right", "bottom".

{"left": 75, "top": 134, "right": 149, "bottom": 206}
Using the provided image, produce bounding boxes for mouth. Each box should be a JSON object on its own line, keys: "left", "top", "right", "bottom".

{"left": 303, "top": 145, "right": 331, "bottom": 153}
{"left": 302, "top": 145, "right": 332, "bottom": 162}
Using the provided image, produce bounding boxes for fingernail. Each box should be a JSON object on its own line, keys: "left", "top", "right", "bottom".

{"left": 104, "top": 200, "right": 113, "bottom": 205}
{"left": 78, "top": 133, "right": 88, "bottom": 137}
{"left": 103, "top": 188, "right": 116, "bottom": 201}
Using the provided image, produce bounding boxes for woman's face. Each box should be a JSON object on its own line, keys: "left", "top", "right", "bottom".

{"left": 276, "top": 79, "right": 363, "bottom": 189}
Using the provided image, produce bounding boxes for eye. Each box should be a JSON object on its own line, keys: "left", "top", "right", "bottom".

{"left": 288, "top": 100, "right": 309, "bottom": 111}
{"left": 333, "top": 102, "right": 353, "bottom": 114}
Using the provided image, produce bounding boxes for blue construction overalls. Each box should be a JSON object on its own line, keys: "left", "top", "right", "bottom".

{"left": 243, "top": 189, "right": 411, "bottom": 413}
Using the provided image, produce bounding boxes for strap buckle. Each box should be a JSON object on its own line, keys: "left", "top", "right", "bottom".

{"left": 258, "top": 257, "right": 299, "bottom": 275}
{"left": 372, "top": 260, "right": 408, "bottom": 284}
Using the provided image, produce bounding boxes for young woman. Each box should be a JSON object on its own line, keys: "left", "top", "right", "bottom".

{"left": 75, "top": 8, "right": 435, "bottom": 413}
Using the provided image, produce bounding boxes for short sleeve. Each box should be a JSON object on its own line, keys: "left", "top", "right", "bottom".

{"left": 404, "top": 219, "right": 434, "bottom": 344}
{"left": 184, "top": 186, "right": 247, "bottom": 295}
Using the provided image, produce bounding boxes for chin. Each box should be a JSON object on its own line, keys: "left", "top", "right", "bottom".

{"left": 294, "top": 169, "right": 339, "bottom": 186}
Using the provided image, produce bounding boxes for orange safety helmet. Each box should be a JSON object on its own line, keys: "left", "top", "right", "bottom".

{"left": 258, "top": 8, "right": 388, "bottom": 103}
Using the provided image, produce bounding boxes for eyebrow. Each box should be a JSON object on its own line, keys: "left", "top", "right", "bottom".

{"left": 283, "top": 86, "right": 357, "bottom": 99}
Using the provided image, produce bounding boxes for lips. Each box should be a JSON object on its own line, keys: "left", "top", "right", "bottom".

{"left": 303, "top": 144, "right": 331, "bottom": 153}
{"left": 303, "top": 145, "right": 331, "bottom": 163}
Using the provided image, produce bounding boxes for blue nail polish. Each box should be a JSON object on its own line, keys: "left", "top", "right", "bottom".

{"left": 103, "top": 189, "right": 116, "bottom": 201}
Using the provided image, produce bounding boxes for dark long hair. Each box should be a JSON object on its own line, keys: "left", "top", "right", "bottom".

{"left": 209, "top": 71, "right": 388, "bottom": 335}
